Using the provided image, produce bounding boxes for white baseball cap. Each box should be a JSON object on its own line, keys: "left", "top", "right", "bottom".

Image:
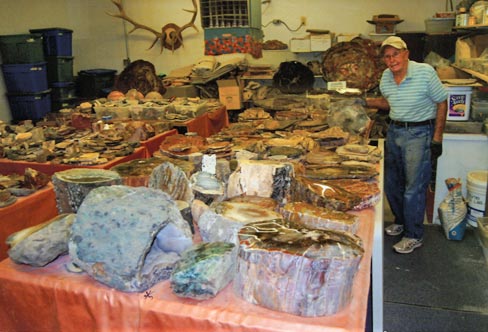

{"left": 380, "top": 36, "right": 408, "bottom": 53}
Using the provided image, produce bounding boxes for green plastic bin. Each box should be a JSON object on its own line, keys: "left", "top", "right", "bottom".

{"left": 0, "top": 34, "right": 44, "bottom": 64}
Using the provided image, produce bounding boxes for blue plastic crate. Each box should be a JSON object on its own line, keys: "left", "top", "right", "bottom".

{"left": 1, "top": 62, "right": 48, "bottom": 93}
{"left": 7, "top": 89, "right": 51, "bottom": 121}
{"left": 29, "top": 28, "right": 73, "bottom": 56}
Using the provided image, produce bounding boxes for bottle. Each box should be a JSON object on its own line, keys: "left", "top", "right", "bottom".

{"left": 456, "top": 7, "right": 468, "bottom": 26}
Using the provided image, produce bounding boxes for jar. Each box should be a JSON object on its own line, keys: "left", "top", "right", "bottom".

{"left": 468, "top": 15, "right": 477, "bottom": 26}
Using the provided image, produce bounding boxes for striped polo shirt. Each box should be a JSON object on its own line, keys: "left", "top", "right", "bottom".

{"left": 379, "top": 60, "right": 448, "bottom": 122}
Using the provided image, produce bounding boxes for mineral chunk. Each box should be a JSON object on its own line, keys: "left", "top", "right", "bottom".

{"left": 149, "top": 162, "right": 194, "bottom": 204}
{"left": 234, "top": 219, "right": 364, "bottom": 316}
{"left": 170, "top": 242, "right": 235, "bottom": 300}
{"left": 69, "top": 185, "right": 193, "bottom": 292}
{"left": 7, "top": 214, "right": 76, "bottom": 267}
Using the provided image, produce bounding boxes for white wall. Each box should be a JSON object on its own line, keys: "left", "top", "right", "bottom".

{"left": 0, "top": 0, "right": 460, "bottom": 122}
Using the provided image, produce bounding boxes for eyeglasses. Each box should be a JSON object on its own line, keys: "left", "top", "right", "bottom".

{"left": 383, "top": 50, "right": 405, "bottom": 61}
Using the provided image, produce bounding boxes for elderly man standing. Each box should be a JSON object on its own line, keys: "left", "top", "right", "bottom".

{"left": 366, "top": 36, "right": 448, "bottom": 254}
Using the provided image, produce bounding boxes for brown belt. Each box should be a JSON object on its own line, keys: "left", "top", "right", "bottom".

{"left": 390, "top": 119, "right": 434, "bottom": 127}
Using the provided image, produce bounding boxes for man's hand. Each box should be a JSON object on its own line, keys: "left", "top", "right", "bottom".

{"left": 431, "top": 140, "right": 443, "bottom": 162}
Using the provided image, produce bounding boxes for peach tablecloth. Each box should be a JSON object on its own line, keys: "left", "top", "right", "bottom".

{"left": 140, "top": 129, "right": 178, "bottom": 158}
{"left": 174, "top": 106, "right": 229, "bottom": 138}
{"left": 0, "top": 183, "right": 58, "bottom": 260}
{"left": 0, "top": 206, "right": 375, "bottom": 332}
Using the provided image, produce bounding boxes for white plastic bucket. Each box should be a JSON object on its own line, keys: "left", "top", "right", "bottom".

{"left": 446, "top": 86, "right": 472, "bottom": 121}
{"left": 466, "top": 170, "right": 488, "bottom": 227}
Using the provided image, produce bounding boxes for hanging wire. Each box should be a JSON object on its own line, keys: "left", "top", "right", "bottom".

{"left": 262, "top": 19, "right": 304, "bottom": 32}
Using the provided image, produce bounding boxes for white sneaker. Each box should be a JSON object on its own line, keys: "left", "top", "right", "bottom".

{"left": 385, "top": 224, "right": 404, "bottom": 236}
{"left": 393, "top": 237, "right": 423, "bottom": 254}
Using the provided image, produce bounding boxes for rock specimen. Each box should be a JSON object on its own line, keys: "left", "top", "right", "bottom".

{"left": 149, "top": 162, "right": 194, "bottom": 204}
{"left": 69, "top": 185, "right": 193, "bottom": 292}
{"left": 234, "top": 220, "right": 364, "bottom": 316}
{"left": 290, "top": 176, "right": 361, "bottom": 211}
{"left": 227, "top": 159, "right": 294, "bottom": 206}
{"left": 190, "top": 171, "right": 225, "bottom": 205}
{"left": 197, "top": 201, "right": 282, "bottom": 245}
{"left": 326, "top": 179, "right": 381, "bottom": 210}
{"left": 52, "top": 168, "right": 122, "bottom": 213}
{"left": 281, "top": 202, "right": 359, "bottom": 233}
{"left": 170, "top": 242, "right": 235, "bottom": 300}
{"left": 7, "top": 214, "right": 76, "bottom": 267}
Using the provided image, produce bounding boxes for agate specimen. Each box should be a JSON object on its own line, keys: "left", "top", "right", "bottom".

{"left": 170, "top": 242, "right": 235, "bottom": 300}
{"left": 234, "top": 219, "right": 364, "bottom": 316}
{"left": 69, "top": 185, "right": 193, "bottom": 292}
{"left": 227, "top": 159, "right": 294, "bottom": 206}
{"left": 197, "top": 201, "right": 282, "bottom": 245}
{"left": 281, "top": 201, "right": 359, "bottom": 233}
{"left": 8, "top": 214, "right": 75, "bottom": 267}
{"left": 149, "top": 162, "right": 194, "bottom": 203}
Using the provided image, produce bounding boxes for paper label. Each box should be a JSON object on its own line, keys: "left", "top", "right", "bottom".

{"left": 202, "top": 154, "right": 217, "bottom": 174}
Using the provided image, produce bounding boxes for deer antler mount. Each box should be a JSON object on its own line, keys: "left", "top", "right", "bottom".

{"left": 107, "top": 0, "right": 198, "bottom": 53}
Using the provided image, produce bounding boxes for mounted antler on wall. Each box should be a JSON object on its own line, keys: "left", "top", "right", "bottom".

{"left": 107, "top": 0, "right": 198, "bottom": 52}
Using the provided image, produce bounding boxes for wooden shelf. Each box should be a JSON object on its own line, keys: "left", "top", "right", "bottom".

{"left": 452, "top": 64, "right": 488, "bottom": 83}
{"left": 453, "top": 24, "right": 488, "bottom": 31}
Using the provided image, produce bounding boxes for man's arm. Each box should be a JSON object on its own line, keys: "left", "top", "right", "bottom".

{"left": 364, "top": 97, "right": 390, "bottom": 111}
{"left": 433, "top": 100, "right": 447, "bottom": 142}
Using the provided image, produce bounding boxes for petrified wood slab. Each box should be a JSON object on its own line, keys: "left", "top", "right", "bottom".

{"left": 7, "top": 214, "right": 75, "bottom": 267}
{"left": 170, "top": 242, "right": 235, "bottom": 300}
{"left": 290, "top": 176, "right": 361, "bottom": 211}
{"left": 52, "top": 168, "right": 122, "bottom": 213}
{"left": 281, "top": 201, "right": 359, "bottom": 233}
{"left": 69, "top": 185, "right": 193, "bottom": 292}
{"left": 234, "top": 219, "right": 364, "bottom": 317}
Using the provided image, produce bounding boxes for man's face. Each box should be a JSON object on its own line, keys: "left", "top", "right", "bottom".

{"left": 382, "top": 46, "right": 409, "bottom": 74}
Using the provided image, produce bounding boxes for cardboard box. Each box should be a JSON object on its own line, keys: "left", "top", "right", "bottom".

{"left": 290, "top": 37, "right": 310, "bottom": 52}
{"left": 310, "top": 34, "right": 332, "bottom": 52}
{"left": 163, "top": 85, "right": 198, "bottom": 98}
{"left": 217, "top": 79, "right": 242, "bottom": 110}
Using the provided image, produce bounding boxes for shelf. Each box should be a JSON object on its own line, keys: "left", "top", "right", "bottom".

{"left": 452, "top": 64, "right": 488, "bottom": 83}
{"left": 453, "top": 24, "right": 488, "bottom": 31}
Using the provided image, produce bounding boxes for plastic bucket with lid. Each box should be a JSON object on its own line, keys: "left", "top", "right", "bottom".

{"left": 446, "top": 86, "right": 472, "bottom": 121}
{"left": 466, "top": 170, "right": 488, "bottom": 227}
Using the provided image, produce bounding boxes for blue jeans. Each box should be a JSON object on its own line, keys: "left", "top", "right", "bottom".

{"left": 385, "top": 123, "right": 433, "bottom": 239}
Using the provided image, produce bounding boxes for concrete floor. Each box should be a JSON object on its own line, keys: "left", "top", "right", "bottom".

{"left": 382, "top": 201, "right": 488, "bottom": 332}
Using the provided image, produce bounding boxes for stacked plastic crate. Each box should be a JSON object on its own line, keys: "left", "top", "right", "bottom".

{"left": 0, "top": 33, "right": 51, "bottom": 122}
{"left": 29, "top": 28, "right": 76, "bottom": 112}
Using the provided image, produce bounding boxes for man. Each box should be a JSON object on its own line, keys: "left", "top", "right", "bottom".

{"left": 366, "top": 36, "right": 447, "bottom": 254}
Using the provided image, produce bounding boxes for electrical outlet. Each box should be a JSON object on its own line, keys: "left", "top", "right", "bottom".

{"left": 300, "top": 16, "right": 307, "bottom": 26}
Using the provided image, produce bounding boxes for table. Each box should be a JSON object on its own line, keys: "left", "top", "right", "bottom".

{"left": 0, "top": 142, "right": 385, "bottom": 332}
{"left": 0, "top": 183, "right": 58, "bottom": 261}
{"left": 140, "top": 129, "right": 178, "bottom": 158}
{"left": 173, "top": 106, "right": 229, "bottom": 138}
{"left": 0, "top": 207, "right": 376, "bottom": 332}
{"left": 0, "top": 147, "right": 146, "bottom": 176}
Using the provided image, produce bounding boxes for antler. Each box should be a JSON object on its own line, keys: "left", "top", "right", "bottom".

{"left": 107, "top": 0, "right": 163, "bottom": 51}
{"left": 107, "top": 0, "right": 198, "bottom": 53}
{"left": 172, "top": 0, "right": 199, "bottom": 48}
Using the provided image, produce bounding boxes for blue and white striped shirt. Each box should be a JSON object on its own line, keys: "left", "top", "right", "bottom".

{"left": 379, "top": 60, "right": 448, "bottom": 122}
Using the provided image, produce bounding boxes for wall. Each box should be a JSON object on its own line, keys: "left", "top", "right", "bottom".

{"left": 0, "top": 0, "right": 460, "bottom": 122}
